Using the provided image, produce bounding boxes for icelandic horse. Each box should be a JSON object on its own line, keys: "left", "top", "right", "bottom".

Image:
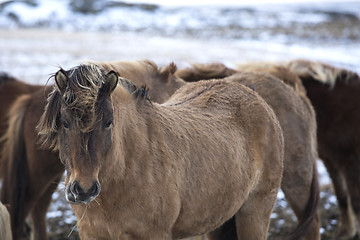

{"left": 0, "top": 60, "right": 187, "bottom": 239}
{"left": 0, "top": 73, "right": 60, "bottom": 240}
{"left": 37, "top": 63, "right": 284, "bottom": 239}
{"left": 176, "top": 62, "right": 320, "bottom": 240}
{"left": 286, "top": 59, "right": 360, "bottom": 239}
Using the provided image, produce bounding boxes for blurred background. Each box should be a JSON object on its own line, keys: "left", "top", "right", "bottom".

{"left": 0, "top": 0, "right": 359, "bottom": 239}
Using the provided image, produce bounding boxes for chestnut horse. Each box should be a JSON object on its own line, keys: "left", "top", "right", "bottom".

{"left": 0, "top": 201, "right": 12, "bottom": 240}
{"left": 0, "top": 74, "right": 60, "bottom": 240}
{"left": 37, "top": 63, "right": 284, "bottom": 239}
{"left": 0, "top": 60, "right": 184, "bottom": 240}
{"left": 286, "top": 60, "right": 360, "bottom": 239}
{"left": 177, "top": 63, "right": 320, "bottom": 240}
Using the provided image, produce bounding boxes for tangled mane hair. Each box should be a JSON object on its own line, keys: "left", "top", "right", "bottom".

{"left": 286, "top": 60, "right": 359, "bottom": 88}
{"left": 37, "top": 63, "right": 150, "bottom": 150}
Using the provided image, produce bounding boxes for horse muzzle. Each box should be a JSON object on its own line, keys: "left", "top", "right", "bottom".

{"left": 66, "top": 180, "right": 101, "bottom": 205}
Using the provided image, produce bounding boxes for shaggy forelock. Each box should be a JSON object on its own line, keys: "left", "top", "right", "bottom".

{"left": 62, "top": 64, "right": 108, "bottom": 132}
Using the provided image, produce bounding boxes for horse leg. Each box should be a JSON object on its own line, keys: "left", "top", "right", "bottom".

{"left": 234, "top": 186, "right": 278, "bottom": 239}
{"left": 206, "top": 217, "right": 237, "bottom": 240}
{"left": 30, "top": 175, "right": 62, "bottom": 240}
{"left": 340, "top": 157, "right": 360, "bottom": 239}
{"left": 281, "top": 161, "right": 320, "bottom": 240}
{"left": 322, "top": 155, "right": 357, "bottom": 239}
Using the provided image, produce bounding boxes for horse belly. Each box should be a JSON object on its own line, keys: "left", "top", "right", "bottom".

{"left": 172, "top": 170, "right": 256, "bottom": 238}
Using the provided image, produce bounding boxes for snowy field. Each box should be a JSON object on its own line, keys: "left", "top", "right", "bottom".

{"left": 0, "top": 0, "right": 359, "bottom": 239}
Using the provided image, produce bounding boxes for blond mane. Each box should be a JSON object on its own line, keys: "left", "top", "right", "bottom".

{"left": 286, "top": 60, "right": 358, "bottom": 87}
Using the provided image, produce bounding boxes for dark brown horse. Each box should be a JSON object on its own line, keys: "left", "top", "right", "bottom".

{"left": 37, "top": 63, "right": 284, "bottom": 239}
{"left": 286, "top": 60, "right": 360, "bottom": 239}
{"left": 0, "top": 60, "right": 185, "bottom": 240}
{"left": 0, "top": 74, "right": 59, "bottom": 240}
{"left": 177, "top": 63, "right": 320, "bottom": 240}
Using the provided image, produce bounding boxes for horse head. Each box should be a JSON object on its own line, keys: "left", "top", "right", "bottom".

{"left": 40, "top": 64, "right": 118, "bottom": 204}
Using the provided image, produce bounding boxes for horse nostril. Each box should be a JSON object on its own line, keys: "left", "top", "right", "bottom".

{"left": 71, "top": 181, "right": 84, "bottom": 196}
{"left": 68, "top": 180, "right": 100, "bottom": 203}
{"left": 89, "top": 181, "right": 100, "bottom": 196}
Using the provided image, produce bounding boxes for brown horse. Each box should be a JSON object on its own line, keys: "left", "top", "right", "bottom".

{"left": 0, "top": 201, "right": 12, "bottom": 240}
{"left": 286, "top": 60, "right": 360, "bottom": 239}
{"left": 177, "top": 63, "right": 320, "bottom": 240}
{"left": 0, "top": 60, "right": 185, "bottom": 240}
{"left": 37, "top": 63, "right": 284, "bottom": 239}
{"left": 0, "top": 74, "right": 60, "bottom": 240}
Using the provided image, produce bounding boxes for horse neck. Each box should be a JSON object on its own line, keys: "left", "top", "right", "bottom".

{"left": 99, "top": 90, "right": 157, "bottom": 184}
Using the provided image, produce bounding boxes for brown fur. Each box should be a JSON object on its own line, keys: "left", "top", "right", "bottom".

{"left": 0, "top": 74, "right": 58, "bottom": 240}
{"left": 237, "top": 62, "right": 307, "bottom": 94}
{"left": 0, "top": 201, "right": 12, "bottom": 240}
{"left": 174, "top": 62, "right": 237, "bottom": 82}
{"left": 1, "top": 61, "right": 185, "bottom": 240}
{"left": 177, "top": 63, "right": 321, "bottom": 240}
{"left": 98, "top": 60, "right": 184, "bottom": 104}
{"left": 38, "top": 64, "right": 284, "bottom": 239}
{"left": 286, "top": 59, "right": 360, "bottom": 239}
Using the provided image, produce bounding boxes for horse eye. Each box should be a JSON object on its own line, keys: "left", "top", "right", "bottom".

{"left": 62, "top": 121, "right": 69, "bottom": 129}
{"left": 105, "top": 119, "right": 113, "bottom": 129}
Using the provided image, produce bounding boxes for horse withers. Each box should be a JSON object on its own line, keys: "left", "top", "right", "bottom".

{"left": 37, "top": 63, "right": 284, "bottom": 239}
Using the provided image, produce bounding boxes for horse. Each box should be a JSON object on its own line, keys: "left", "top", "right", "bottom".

{"left": 0, "top": 201, "right": 12, "bottom": 240}
{"left": 0, "top": 60, "right": 185, "bottom": 240}
{"left": 286, "top": 59, "right": 360, "bottom": 239}
{"left": 37, "top": 63, "right": 284, "bottom": 239}
{"left": 0, "top": 73, "right": 60, "bottom": 240}
{"left": 177, "top": 63, "right": 320, "bottom": 240}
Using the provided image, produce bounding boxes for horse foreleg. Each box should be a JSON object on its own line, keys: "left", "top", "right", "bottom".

{"left": 30, "top": 176, "right": 62, "bottom": 240}
{"left": 341, "top": 158, "right": 360, "bottom": 239}
{"left": 323, "top": 155, "right": 357, "bottom": 240}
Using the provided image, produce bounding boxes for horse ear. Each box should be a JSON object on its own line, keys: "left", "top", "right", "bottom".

{"left": 55, "top": 69, "right": 68, "bottom": 94}
{"left": 160, "top": 62, "right": 177, "bottom": 82}
{"left": 103, "top": 70, "right": 119, "bottom": 95}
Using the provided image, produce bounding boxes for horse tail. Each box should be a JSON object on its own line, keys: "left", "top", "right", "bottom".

{"left": 0, "top": 94, "right": 32, "bottom": 239}
{"left": 175, "top": 62, "right": 236, "bottom": 82}
{"left": 285, "top": 160, "right": 320, "bottom": 240}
